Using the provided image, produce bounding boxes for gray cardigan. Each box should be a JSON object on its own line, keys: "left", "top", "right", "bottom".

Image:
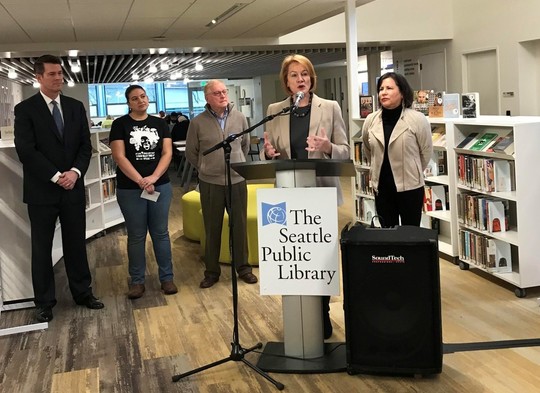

{"left": 185, "top": 103, "right": 249, "bottom": 185}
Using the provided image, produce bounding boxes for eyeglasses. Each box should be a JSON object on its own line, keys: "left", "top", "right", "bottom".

{"left": 209, "top": 89, "right": 228, "bottom": 97}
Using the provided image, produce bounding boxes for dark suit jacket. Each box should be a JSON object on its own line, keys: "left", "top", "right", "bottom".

{"left": 14, "top": 92, "right": 92, "bottom": 205}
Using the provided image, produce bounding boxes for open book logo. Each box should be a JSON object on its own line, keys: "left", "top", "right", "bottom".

{"left": 261, "top": 202, "right": 287, "bottom": 226}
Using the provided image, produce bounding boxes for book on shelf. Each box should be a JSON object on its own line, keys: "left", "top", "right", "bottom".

{"left": 362, "top": 198, "right": 376, "bottom": 222}
{"left": 442, "top": 93, "right": 460, "bottom": 118}
{"left": 425, "top": 150, "right": 447, "bottom": 177}
{"left": 412, "top": 90, "right": 430, "bottom": 116}
{"left": 469, "top": 132, "right": 499, "bottom": 151}
{"left": 428, "top": 91, "right": 444, "bottom": 118}
{"left": 486, "top": 239, "right": 512, "bottom": 273}
{"left": 431, "top": 125, "right": 447, "bottom": 147}
{"left": 487, "top": 200, "right": 506, "bottom": 233}
{"left": 462, "top": 92, "right": 480, "bottom": 118}
{"left": 456, "top": 132, "right": 479, "bottom": 148}
{"left": 493, "top": 160, "right": 512, "bottom": 192}
{"left": 360, "top": 95, "right": 375, "bottom": 118}
{"left": 490, "top": 134, "right": 514, "bottom": 155}
{"left": 423, "top": 186, "right": 433, "bottom": 212}
{"left": 431, "top": 185, "right": 447, "bottom": 211}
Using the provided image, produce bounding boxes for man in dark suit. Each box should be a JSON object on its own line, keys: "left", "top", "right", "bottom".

{"left": 14, "top": 54, "right": 104, "bottom": 323}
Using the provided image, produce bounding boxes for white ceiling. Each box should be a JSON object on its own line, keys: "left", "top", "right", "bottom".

{"left": 0, "top": 0, "right": 385, "bottom": 85}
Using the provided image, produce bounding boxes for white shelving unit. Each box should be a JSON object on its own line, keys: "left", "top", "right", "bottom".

{"left": 448, "top": 116, "right": 540, "bottom": 297}
{"left": 422, "top": 118, "right": 459, "bottom": 258}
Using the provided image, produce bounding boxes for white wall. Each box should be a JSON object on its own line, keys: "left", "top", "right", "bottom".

{"left": 445, "top": 0, "right": 540, "bottom": 115}
{"left": 280, "top": 0, "right": 453, "bottom": 44}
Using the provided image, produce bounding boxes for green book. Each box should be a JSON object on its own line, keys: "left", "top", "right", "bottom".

{"left": 469, "top": 133, "right": 499, "bottom": 151}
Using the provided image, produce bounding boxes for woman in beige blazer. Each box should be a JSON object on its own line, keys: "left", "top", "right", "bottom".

{"left": 262, "top": 54, "right": 350, "bottom": 340}
{"left": 362, "top": 72, "right": 433, "bottom": 228}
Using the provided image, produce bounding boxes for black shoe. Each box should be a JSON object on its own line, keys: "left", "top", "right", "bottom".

{"left": 199, "top": 276, "right": 219, "bottom": 289}
{"left": 35, "top": 306, "right": 53, "bottom": 323}
{"left": 75, "top": 294, "right": 105, "bottom": 309}
{"left": 239, "top": 272, "right": 258, "bottom": 284}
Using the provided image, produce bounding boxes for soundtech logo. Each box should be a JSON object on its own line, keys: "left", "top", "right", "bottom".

{"left": 371, "top": 255, "right": 406, "bottom": 264}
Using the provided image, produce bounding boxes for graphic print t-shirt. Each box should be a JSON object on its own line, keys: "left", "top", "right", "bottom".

{"left": 109, "top": 115, "right": 171, "bottom": 189}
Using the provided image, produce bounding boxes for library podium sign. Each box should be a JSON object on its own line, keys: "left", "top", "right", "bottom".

{"left": 257, "top": 187, "right": 339, "bottom": 296}
{"left": 232, "top": 158, "right": 353, "bottom": 372}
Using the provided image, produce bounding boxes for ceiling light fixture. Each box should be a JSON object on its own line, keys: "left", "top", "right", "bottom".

{"left": 149, "top": 65, "right": 157, "bottom": 73}
{"left": 71, "top": 63, "right": 81, "bottom": 73}
{"left": 33, "top": 81, "right": 40, "bottom": 88}
{"left": 205, "top": 3, "right": 249, "bottom": 28}
{"left": 144, "top": 76, "right": 154, "bottom": 84}
{"left": 68, "top": 50, "right": 78, "bottom": 57}
{"left": 132, "top": 73, "right": 139, "bottom": 80}
{"left": 8, "top": 70, "right": 17, "bottom": 79}
{"left": 160, "top": 63, "right": 170, "bottom": 71}
{"left": 195, "top": 63, "right": 203, "bottom": 71}
{"left": 67, "top": 81, "right": 75, "bottom": 87}
{"left": 158, "top": 48, "right": 168, "bottom": 54}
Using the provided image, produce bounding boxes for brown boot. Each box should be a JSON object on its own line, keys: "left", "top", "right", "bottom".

{"left": 161, "top": 281, "right": 178, "bottom": 295}
{"left": 127, "top": 283, "right": 145, "bottom": 299}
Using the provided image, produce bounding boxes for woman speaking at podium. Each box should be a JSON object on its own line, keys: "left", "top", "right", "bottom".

{"left": 262, "top": 54, "right": 350, "bottom": 339}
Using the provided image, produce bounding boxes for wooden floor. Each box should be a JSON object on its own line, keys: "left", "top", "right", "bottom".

{"left": 2, "top": 173, "right": 540, "bottom": 393}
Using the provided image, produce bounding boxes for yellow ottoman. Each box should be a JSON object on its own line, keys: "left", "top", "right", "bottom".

{"left": 181, "top": 190, "right": 204, "bottom": 241}
{"left": 199, "top": 183, "right": 274, "bottom": 266}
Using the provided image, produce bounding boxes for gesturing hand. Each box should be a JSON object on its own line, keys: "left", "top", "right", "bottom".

{"left": 263, "top": 131, "right": 280, "bottom": 159}
{"left": 306, "top": 127, "right": 332, "bottom": 154}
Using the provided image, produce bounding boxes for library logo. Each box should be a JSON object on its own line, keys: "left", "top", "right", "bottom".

{"left": 261, "top": 202, "right": 287, "bottom": 226}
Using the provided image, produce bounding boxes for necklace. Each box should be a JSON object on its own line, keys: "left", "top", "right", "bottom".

{"left": 291, "top": 93, "right": 312, "bottom": 118}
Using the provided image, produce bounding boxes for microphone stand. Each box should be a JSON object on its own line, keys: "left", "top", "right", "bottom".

{"left": 171, "top": 105, "right": 291, "bottom": 390}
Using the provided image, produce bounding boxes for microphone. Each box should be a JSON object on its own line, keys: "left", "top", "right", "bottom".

{"left": 292, "top": 91, "right": 304, "bottom": 111}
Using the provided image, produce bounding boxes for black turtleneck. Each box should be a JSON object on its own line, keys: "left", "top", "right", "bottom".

{"left": 379, "top": 105, "right": 403, "bottom": 191}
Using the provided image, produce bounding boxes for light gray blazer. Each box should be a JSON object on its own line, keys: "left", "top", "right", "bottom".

{"left": 262, "top": 94, "right": 350, "bottom": 205}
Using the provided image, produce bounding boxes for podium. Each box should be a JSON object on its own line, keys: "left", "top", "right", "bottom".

{"left": 232, "top": 159, "right": 355, "bottom": 373}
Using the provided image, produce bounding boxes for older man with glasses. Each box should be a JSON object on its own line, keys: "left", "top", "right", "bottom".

{"left": 185, "top": 79, "right": 258, "bottom": 289}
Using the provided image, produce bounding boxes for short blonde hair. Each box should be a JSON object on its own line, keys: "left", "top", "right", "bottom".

{"left": 279, "top": 54, "right": 317, "bottom": 96}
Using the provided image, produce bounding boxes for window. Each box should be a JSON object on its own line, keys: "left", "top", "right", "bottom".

{"left": 88, "top": 85, "right": 98, "bottom": 118}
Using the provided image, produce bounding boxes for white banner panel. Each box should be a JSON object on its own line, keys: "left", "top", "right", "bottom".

{"left": 257, "top": 187, "right": 339, "bottom": 296}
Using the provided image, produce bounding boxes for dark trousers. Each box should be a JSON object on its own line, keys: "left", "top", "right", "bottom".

{"left": 375, "top": 186, "right": 425, "bottom": 228}
{"left": 28, "top": 199, "right": 92, "bottom": 308}
{"left": 199, "top": 179, "right": 251, "bottom": 278}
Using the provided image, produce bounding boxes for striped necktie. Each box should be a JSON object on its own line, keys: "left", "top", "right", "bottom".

{"left": 52, "top": 100, "right": 64, "bottom": 135}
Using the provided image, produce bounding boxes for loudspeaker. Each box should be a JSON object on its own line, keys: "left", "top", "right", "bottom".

{"left": 340, "top": 224, "right": 442, "bottom": 375}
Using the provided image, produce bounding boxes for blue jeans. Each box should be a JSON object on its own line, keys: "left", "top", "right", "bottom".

{"left": 117, "top": 182, "right": 173, "bottom": 284}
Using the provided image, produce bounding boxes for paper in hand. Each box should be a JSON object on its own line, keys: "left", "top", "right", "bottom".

{"left": 141, "top": 189, "right": 160, "bottom": 202}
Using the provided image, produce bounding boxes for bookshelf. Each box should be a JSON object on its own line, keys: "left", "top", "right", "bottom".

{"left": 422, "top": 118, "right": 459, "bottom": 258}
{"left": 449, "top": 116, "right": 540, "bottom": 297}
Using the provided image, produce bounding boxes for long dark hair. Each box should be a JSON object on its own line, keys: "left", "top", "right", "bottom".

{"left": 377, "top": 72, "right": 414, "bottom": 108}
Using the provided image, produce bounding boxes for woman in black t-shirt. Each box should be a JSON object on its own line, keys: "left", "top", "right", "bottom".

{"left": 110, "top": 85, "right": 177, "bottom": 299}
